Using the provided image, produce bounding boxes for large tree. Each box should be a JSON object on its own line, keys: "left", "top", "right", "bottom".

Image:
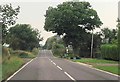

{"left": 7, "top": 24, "right": 42, "bottom": 50}
{"left": 0, "top": 4, "right": 20, "bottom": 44}
{"left": 44, "top": 1, "right": 102, "bottom": 56}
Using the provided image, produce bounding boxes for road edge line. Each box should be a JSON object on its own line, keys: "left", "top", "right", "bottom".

{"left": 66, "top": 59, "right": 119, "bottom": 77}
{"left": 76, "top": 61, "right": 119, "bottom": 77}
{"left": 89, "top": 66, "right": 119, "bottom": 77}
{"left": 6, "top": 57, "right": 37, "bottom": 81}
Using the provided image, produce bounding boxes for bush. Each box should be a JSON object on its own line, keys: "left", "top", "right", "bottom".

{"left": 32, "top": 48, "right": 39, "bottom": 55}
{"left": 13, "top": 50, "right": 35, "bottom": 58}
{"left": 100, "top": 44, "right": 118, "bottom": 60}
{"left": 52, "top": 43, "right": 65, "bottom": 57}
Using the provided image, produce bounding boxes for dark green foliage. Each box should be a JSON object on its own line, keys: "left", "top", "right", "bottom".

{"left": 44, "top": 35, "right": 66, "bottom": 57}
{"left": 44, "top": 1, "right": 102, "bottom": 56}
{"left": 7, "top": 24, "right": 42, "bottom": 50}
{"left": 44, "top": 35, "right": 64, "bottom": 50}
{"left": 52, "top": 43, "right": 65, "bottom": 58}
{"left": 12, "top": 50, "right": 35, "bottom": 58}
{"left": 101, "top": 28, "right": 118, "bottom": 44}
{"left": 100, "top": 44, "right": 118, "bottom": 60}
{"left": 117, "top": 20, "right": 120, "bottom": 58}
{"left": 44, "top": 36, "right": 56, "bottom": 50}
{"left": 0, "top": 4, "right": 20, "bottom": 44}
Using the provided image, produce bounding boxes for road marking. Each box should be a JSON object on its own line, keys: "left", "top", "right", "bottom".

{"left": 90, "top": 67, "right": 119, "bottom": 77}
{"left": 53, "top": 62, "right": 56, "bottom": 65}
{"left": 57, "top": 66, "right": 62, "bottom": 70}
{"left": 64, "top": 72, "right": 75, "bottom": 81}
{"left": 51, "top": 61, "right": 53, "bottom": 63}
{"left": 67, "top": 59, "right": 119, "bottom": 77}
{"left": 48, "top": 58, "right": 51, "bottom": 61}
{"left": 7, "top": 57, "right": 37, "bottom": 81}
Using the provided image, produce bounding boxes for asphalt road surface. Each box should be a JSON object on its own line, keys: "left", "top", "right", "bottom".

{"left": 9, "top": 50, "right": 119, "bottom": 81}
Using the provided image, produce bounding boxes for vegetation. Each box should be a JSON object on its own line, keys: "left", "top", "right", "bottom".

{"left": 0, "top": 4, "right": 20, "bottom": 44}
{"left": 100, "top": 44, "right": 118, "bottom": 60}
{"left": 52, "top": 43, "right": 65, "bottom": 57}
{"left": 101, "top": 28, "right": 118, "bottom": 44}
{"left": 73, "top": 58, "right": 118, "bottom": 75}
{"left": 1, "top": 4, "right": 41, "bottom": 80}
{"left": 95, "top": 66, "right": 119, "bottom": 75}
{"left": 44, "top": 1, "right": 102, "bottom": 56}
{"left": 117, "top": 20, "right": 120, "bottom": 59}
{"left": 73, "top": 58, "right": 118, "bottom": 64}
{"left": 32, "top": 48, "right": 39, "bottom": 56}
{"left": 7, "top": 24, "right": 42, "bottom": 50}
{"left": 2, "top": 56, "right": 24, "bottom": 80}
{"left": 12, "top": 50, "right": 35, "bottom": 58}
{"left": 1, "top": 1, "right": 119, "bottom": 80}
{"left": 2, "top": 47, "right": 39, "bottom": 80}
{"left": 44, "top": 35, "right": 66, "bottom": 57}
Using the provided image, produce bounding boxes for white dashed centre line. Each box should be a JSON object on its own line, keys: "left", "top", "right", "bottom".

{"left": 57, "top": 66, "right": 62, "bottom": 70}
{"left": 64, "top": 72, "right": 75, "bottom": 81}
{"left": 53, "top": 62, "right": 56, "bottom": 65}
{"left": 48, "top": 58, "right": 76, "bottom": 81}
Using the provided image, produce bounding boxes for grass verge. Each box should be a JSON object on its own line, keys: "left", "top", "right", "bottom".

{"left": 73, "top": 58, "right": 118, "bottom": 64}
{"left": 2, "top": 48, "right": 39, "bottom": 80}
{"left": 2, "top": 56, "right": 24, "bottom": 80}
{"left": 94, "top": 65, "right": 119, "bottom": 75}
{"left": 73, "top": 58, "right": 119, "bottom": 75}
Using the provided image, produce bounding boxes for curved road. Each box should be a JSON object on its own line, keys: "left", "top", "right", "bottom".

{"left": 8, "top": 50, "right": 119, "bottom": 82}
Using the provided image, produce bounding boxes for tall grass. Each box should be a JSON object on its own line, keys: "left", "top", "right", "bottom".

{"left": 2, "top": 47, "right": 38, "bottom": 80}
{"left": 2, "top": 56, "right": 24, "bottom": 80}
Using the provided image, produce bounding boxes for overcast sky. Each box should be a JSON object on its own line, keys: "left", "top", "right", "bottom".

{"left": 1, "top": 0, "right": 119, "bottom": 45}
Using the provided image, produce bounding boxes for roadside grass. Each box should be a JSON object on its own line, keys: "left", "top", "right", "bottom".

{"left": 73, "top": 58, "right": 119, "bottom": 75}
{"left": 2, "top": 48, "right": 39, "bottom": 80}
{"left": 2, "top": 56, "right": 24, "bottom": 80}
{"left": 73, "top": 58, "right": 118, "bottom": 64}
{"left": 94, "top": 65, "right": 119, "bottom": 75}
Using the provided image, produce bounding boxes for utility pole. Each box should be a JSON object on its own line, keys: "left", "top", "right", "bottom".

{"left": 91, "top": 30, "right": 94, "bottom": 58}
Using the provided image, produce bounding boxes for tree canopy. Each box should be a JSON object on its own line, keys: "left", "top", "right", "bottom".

{"left": 101, "top": 28, "right": 118, "bottom": 44}
{"left": 44, "top": 1, "right": 102, "bottom": 55}
{"left": 7, "top": 24, "right": 42, "bottom": 50}
{"left": 0, "top": 4, "right": 20, "bottom": 44}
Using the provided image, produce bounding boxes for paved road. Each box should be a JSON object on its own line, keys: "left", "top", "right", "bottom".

{"left": 9, "top": 50, "right": 119, "bottom": 81}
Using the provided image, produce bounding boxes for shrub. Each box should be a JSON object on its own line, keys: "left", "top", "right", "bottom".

{"left": 100, "top": 44, "right": 118, "bottom": 60}
{"left": 52, "top": 43, "right": 65, "bottom": 57}
{"left": 13, "top": 50, "right": 35, "bottom": 58}
{"left": 32, "top": 48, "right": 39, "bottom": 55}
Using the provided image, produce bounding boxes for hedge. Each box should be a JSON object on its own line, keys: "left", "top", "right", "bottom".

{"left": 100, "top": 44, "right": 118, "bottom": 61}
